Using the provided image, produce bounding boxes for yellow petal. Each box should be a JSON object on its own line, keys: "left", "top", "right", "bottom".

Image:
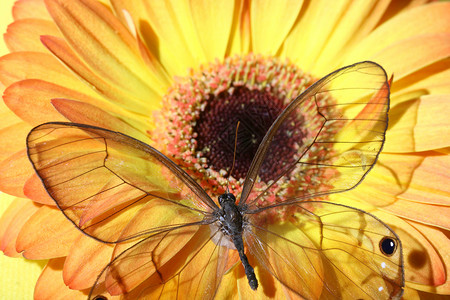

{"left": 141, "top": 0, "right": 206, "bottom": 75}
{"left": 226, "top": 0, "right": 250, "bottom": 55}
{"left": 45, "top": 0, "right": 167, "bottom": 99}
{"left": 283, "top": 0, "right": 351, "bottom": 72}
{"left": 314, "top": 0, "right": 391, "bottom": 74}
{"left": 189, "top": 0, "right": 235, "bottom": 61}
{"left": 250, "top": 0, "right": 303, "bottom": 55}
{"left": 4, "top": 19, "right": 60, "bottom": 52}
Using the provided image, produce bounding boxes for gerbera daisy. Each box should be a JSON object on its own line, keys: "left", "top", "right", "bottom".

{"left": 0, "top": 0, "right": 449, "bottom": 299}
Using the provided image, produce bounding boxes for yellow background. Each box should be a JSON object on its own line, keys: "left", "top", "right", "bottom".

{"left": 0, "top": 0, "right": 46, "bottom": 299}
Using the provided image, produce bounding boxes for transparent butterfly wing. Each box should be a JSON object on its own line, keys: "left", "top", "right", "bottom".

{"left": 244, "top": 201, "right": 404, "bottom": 299}
{"left": 26, "top": 122, "right": 218, "bottom": 243}
{"left": 89, "top": 224, "right": 230, "bottom": 300}
{"left": 239, "top": 61, "right": 390, "bottom": 208}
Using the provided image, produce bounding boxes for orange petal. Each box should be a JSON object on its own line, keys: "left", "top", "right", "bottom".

{"left": 41, "top": 35, "right": 161, "bottom": 115}
{"left": 0, "top": 121, "right": 31, "bottom": 162}
{"left": 392, "top": 61, "right": 450, "bottom": 96}
{"left": 0, "top": 198, "right": 40, "bottom": 257}
{"left": 250, "top": 0, "right": 302, "bottom": 55}
{"left": 23, "top": 173, "right": 55, "bottom": 205}
{"left": 16, "top": 205, "right": 82, "bottom": 259}
{"left": 398, "top": 153, "right": 450, "bottom": 205}
{"left": 0, "top": 51, "right": 91, "bottom": 89}
{"left": 0, "top": 150, "right": 33, "bottom": 198}
{"left": 189, "top": 0, "right": 235, "bottom": 61}
{"left": 406, "top": 222, "right": 450, "bottom": 294}
{"left": 63, "top": 234, "right": 113, "bottom": 290}
{"left": 12, "top": 0, "right": 52, "bottom": 21}
{"left": 51, "top": 98, "right": 151, "bottom": 143}
{"left": 413, "top": 95, "right": 450, "bottom": 151}
{"left": 386, "top": 96, "right": 450, "bottom": 152}
{"left": 4, "top": 19, "right": 61, "bottom": 52}
{"left": 3, "top": 80, "right": 69, "bottom": 125}
{"left": 371, "top": 34, "right": 450, "bottom": 80}
{"left": 342, "top": 153, "right": 449, "bottom": 229}
{"left": 344, "top": 2, "right": 450, "bottom": 65}
{"left": 35, "top": 258, "right": 87, "bottom": 299}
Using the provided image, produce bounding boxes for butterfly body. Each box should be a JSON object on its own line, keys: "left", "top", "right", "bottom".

{"left": 26, "top": 61, "right": 405, "bottom": 299}
{"left": 216, "top": 193, "right": 258, "bottom": 290}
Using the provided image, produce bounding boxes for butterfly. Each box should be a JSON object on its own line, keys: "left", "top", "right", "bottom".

{"left": 26, "top": 61, "right": 404, "bottom": 299}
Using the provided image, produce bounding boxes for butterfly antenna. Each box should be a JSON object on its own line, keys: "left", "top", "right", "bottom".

{"left": 226, "top": 121, "right": 240, "bottom": 194}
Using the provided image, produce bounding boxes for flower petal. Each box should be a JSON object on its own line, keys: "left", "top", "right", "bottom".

{"left": 45, "top": 0, "right": 168, "bottom": 98}
{"left": 140, "top": 0, "right": 205, "bottom": 75}
{"left": 405, "top": 222, "right": 450, "bottom": 294}
{"left": 189, "top": 0, "right": 235, "bottom": 61}
{"left": 0, "top": 150, "right": 33, "bottom": 198}
{"left": 16, "top": 206, "right": 81, "bottom": 259}
{"left": 63, "top": 234, "right": 113, "bottom": 290}
{"left": 4, "top": 19, "right": 61, "bottom": 52}
{"left": 35, "top": 258, "right": 87, "bottom": 300}
{"left": 412, "top": 95, "right": 450, "bottom": 151}
{"left": 342, "top": 152, "right": 450, "bottom": 228}
{"left": 0, "top": 51, "right": 91, "bottom": 89}
{"left": 343, "top": 2, "right": 450, "bottom": 65}
{"left": 41, "top": 35, "right": 161, "bottom": 115}
{"left": 313, "top": 0, "right": 391, "bottom": 73}
{"left": 393, "top": 62, "right": 450, "bottom": 96}
{"left": 0, "top": 120, "right": 31, "bottom": 162}
{"left": 51, "top": 98, "right": 151, "bottom": 143}
{"left": 0, "top": 197, "right": 39, "bottom": 257}
{"left": 23, "top": 173, "right": 55, "bottom": 205}
{"left": 370, "top": 34, "right": 450, "bottom": 80}
{"left": 250, "top": 0, "right": 302, "bottom": 55}
{"left": 12, "top": 0, "right": 52, "bottom": 21}
{"left": 386, "top": 96, "right": 450, "bottom": 152}
{"left": 226, "top": 0, "right": 250, "bottom": 55}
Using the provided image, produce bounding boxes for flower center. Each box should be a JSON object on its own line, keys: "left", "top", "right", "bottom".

{"left": 155, "top": 55, "right": 331, "bottom": 211}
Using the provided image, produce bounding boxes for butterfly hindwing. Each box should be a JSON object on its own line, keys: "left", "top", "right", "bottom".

{"left": 245, "top": 201, "right": 404, "bottom": 299}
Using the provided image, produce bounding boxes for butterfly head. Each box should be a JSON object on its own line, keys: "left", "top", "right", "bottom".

{"left": 218, "top": 193, "right": 236, "bottom": 207}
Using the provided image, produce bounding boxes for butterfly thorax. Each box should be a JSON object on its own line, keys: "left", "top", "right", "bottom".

{"left": 216, "top": 193, "right": 258, "bottom": 290}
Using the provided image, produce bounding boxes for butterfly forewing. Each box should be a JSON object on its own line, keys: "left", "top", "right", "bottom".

{"left": 245, "top": 201, "right": 404, "bottom": 299}
{"left": 26, "top": 123, "right": 217, "bottom": 243}
{"left": 239, "top": 61, "right": 390, "bottom": 208}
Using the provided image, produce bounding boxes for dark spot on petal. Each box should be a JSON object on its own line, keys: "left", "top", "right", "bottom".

{"left": 408, "top": 249, "right": 427, "bottom": 269}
